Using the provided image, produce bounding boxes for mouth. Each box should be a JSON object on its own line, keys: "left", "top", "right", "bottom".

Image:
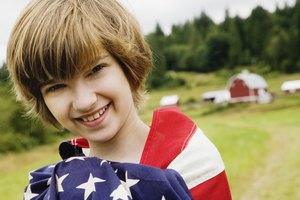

{"left": 77, "top": 103, "right": 111, "bottom": 123}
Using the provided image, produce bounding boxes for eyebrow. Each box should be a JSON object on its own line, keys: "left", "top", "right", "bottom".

{"left": 81, "top": 54, "right": 110, "bottom": 75}
{"left": 39, "top": 79, "right": 56, "bottom": 88}
{"left": 38, "top": 54, "right": 110, "bottom": 88}
{"left": 88, "top": 54, "right": 110, "bottom": 67}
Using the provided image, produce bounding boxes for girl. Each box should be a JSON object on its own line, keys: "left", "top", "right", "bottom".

{"left": 7, "top": 0, "right": 231, "bottom": 199}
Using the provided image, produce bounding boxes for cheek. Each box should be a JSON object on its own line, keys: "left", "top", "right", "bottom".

{"left": 95, "top": 75, "right": 131, "bottom": 97}
{"left": 91, "top": 71, "right": 134, "bottom": 105}
{"left": 110, "top": 82, "right": 133, "bottom": 102}
{"left": 44, "top": 97, "right": 69, "bottom": 121}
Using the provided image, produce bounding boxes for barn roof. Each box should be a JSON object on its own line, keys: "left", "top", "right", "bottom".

{"left": 228, "top": 70, "right": 268, "bottom": 89}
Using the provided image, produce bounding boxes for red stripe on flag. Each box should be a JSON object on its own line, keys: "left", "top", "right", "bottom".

{"left": 140, "top": 106, "right": 196, "bottom": 168}
{"left": 190, "top": 171, "right": 232, "bottom": 200}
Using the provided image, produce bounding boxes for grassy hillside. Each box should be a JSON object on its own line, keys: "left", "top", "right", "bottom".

{"left": 0, "top": 82, "right": 62, "bottom": 153}
{"left": 0, "top": 83, "right": 18, "bottom": 132}
{"left": 1, "top": 71, "right": 300, "bottom": 199}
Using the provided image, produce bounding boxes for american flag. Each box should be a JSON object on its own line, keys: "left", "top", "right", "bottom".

{"left": 24, "top": 156, "right": 192, "bottom": 200}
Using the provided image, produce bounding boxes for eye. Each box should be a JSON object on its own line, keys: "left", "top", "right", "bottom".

{"left": 88, "top": 64, "right": 104, "bottom": 76}
{"left": 46, "top": 84, "right": 66, "bottom": 93}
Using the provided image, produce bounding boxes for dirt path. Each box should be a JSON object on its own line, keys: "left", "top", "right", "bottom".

{"left": 240, "top": 127, "right": 300, "bottom": 200}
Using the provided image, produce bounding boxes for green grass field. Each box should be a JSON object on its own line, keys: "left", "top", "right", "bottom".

{"left": 1, "top": 71, "right": 300, "bottom": 199}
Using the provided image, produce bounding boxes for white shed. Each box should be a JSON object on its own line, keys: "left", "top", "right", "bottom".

{"left": 281, "top": 80, "right": 300, "bottom": 93}
{"left": 202, "top": 90, "right": 230, "bottom": 104}
{"left": 160, "top": 95, "right": 180, "bottom": 107}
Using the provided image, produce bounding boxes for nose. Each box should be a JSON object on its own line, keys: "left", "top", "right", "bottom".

{"left": 72, "top": 80, "right": 97, "bottom": 112}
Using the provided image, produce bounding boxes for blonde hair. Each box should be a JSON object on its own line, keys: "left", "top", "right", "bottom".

{"left": 7, "top": 0, "right": 152, "bottom": 128}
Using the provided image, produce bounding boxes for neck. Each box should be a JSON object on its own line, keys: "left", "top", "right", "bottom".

{"left": 88, "top": 109, "right": 150, "bottom": 163}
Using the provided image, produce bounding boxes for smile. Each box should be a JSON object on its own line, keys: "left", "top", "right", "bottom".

{"left": 80, "top": 103, "right": 110, "bottom": 122}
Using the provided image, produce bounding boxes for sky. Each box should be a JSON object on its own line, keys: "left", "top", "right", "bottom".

{"left": 0, "top": 0, "right": 296, "bottom": 64}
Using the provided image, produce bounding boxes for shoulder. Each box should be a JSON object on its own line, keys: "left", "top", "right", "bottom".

{"left": 140, "top": 106, "right": 197, "bottom": 168}
{"left": 152, "top": 106, "right": 195, "bottom": 129}
{"left": 141, "top": 107, "right": 231, "bottom": 199}
{"left": 150, "top": 106, "right": 197, "bottom": 146}
{"left": 168, "top": 132, "right": 232, "bottom": 200}
{"left": 167, "top": 127, "right": 225, "bottom": 188}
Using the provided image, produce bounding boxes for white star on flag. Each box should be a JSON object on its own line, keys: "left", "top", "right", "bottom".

{"left": 65, "top": 156, "right": 85, "bottom": 162}
{"left": 56, "top": 174, "right": 69, "bottom": 192}
{"left": 47, "top": 177, "right": 52, "bottom": 186}
{"left": 110, "top": 184, "right": 131, "bottom": 200}
{"left": 23, "top": 184, "right": 38, "bottom": 200}
{"left": 76, "top": 173, "right": 106, "bottom": 200}
{"left": 120, "top": 171, "right": 139, "bottom": 198}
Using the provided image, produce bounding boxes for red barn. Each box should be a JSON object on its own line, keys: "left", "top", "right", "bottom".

{"left": 227, "top": 70, "right": 272, "bottom": 103}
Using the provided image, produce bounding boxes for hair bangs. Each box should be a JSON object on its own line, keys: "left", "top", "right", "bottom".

{"left": 23, "top": 1, "right": 105, "bottom": 87}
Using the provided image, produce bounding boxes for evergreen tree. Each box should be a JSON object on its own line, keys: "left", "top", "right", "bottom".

{"left": 193, "top": 11, "right": 215, "bottom": 40}
{"left": 226, "top": 17, "right": 245, "bottom": 67}
{"left": 244, "top": 6, "right": 273, "bottom": 62}
{"left": 199, "top": 32, "right": 230, "bottom": 72}
{"left": 146, "top": 24, "right": 169, "bottom": 88}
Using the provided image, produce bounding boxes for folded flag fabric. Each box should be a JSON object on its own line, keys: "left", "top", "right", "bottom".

{"left": 24, "top": 156, "right": 192, "bottom": 200}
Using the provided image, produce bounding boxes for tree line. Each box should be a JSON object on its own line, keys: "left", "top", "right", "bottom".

{"left": 146, "top": 0, "right": 300, "bottom": 88}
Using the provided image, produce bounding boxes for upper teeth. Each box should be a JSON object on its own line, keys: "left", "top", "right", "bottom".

{"left": 82, "top": 105, "right": 108, "bottom": 122}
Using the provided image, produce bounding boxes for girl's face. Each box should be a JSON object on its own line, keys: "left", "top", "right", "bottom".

{"left": 41, "top": 50, "right": 137, "bottom": 144}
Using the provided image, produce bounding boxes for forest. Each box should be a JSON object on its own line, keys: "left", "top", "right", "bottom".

{"left": 0, "top": 1, "right": 300, "bottom": 154}
{"left": 146, "top": 1, "right": 300, "bottom": 88}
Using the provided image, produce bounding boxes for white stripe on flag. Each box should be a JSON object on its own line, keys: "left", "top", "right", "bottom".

{"left": 167, "top": 128, "right": 225, "bottom": 189}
